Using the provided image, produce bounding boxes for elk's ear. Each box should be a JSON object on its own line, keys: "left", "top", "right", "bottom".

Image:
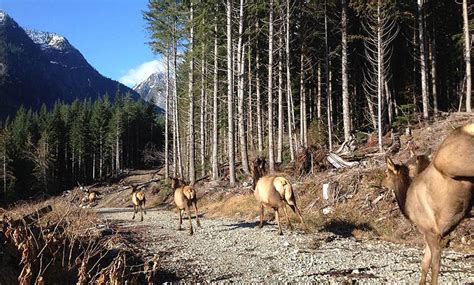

{"left": 385, "top": 157, "right": 397, "bottom": 173}
{"left": 409, "top": 149, "right": 415, "bottom": 158}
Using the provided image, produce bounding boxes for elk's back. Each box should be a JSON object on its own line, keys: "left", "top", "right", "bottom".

{"left": 433, "top": 124, "right": 474, "bottom": 178}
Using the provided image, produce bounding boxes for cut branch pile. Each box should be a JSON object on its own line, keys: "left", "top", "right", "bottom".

{"left": 291, "top": 144, "right": 330, "bottom": 176}
{"left": 0, "top": 203, "right": 159, "bottom": 284}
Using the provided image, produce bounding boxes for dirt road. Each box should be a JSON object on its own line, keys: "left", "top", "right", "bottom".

{"left": 98, "top": 208, "right": 473, "bottom": 283}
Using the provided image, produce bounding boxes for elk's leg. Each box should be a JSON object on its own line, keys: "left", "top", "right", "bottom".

{"left": 426, "top": 233, "right": 442, "bottom": 285}
{"left": 186, "top": 206, "right": 194, "bottom": 235}
{"left": 259, "top": 204, "right": 265, "bottom": 228}
{"left": 289, "top": 204, "right": 308, "bottom": 231}
{"left": 420, "top": 236, "right": 432, "bottom": 285}
{"left": 177, "top": 209, "right": 183, "bottom": 230}
{"left": 283, "top": 205, "right": 293, "bottom": 231}
{"left": 193, "top": 201, "right": 202, "bottom": 228}
{"left": 274, "top": 208, "right": 283, "bottom": 235}
{"left": 132, "top": 205, "right": 137, "bottom": 220}
{"left": 140, "top": 204, "right": 144, "bottom": 221}
{"left": 143, "top": 200, "right": 147, "bottom": 215}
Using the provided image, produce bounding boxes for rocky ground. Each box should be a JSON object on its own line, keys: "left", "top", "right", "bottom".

{"left": 99, "top": 208, "right": 474, "bottom": 283}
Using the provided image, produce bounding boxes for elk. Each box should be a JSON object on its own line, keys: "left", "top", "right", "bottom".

{"left": 171, "top": 177, "right": 201, "bottom": 235}
{"left": 382, "top": 124, "right": 474, "bottom": 285}
{"left": 131, "top": 185, "right": 147, "bottom": 221}
{"left": 252, "top": 157, "right": 307, "bottom": 235}
{"left": 79, "top": 183, "right": 100, "bottom": 204}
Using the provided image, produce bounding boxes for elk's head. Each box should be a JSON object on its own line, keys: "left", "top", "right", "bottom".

{"left": 170, "top": 177, "right": 185, "bottom": 190}
{"left": 406, "top": 154, "right": 430, "bottom": 178}
{"left": 381, "top": 157, "right": 411, "bottom": 192}
{"left": 252, "top": 157, "right": 267, "bottom": 188}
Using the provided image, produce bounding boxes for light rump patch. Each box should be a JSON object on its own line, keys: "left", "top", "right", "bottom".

{"left": 462, "top": 123, "right": 474, "bottom": 135}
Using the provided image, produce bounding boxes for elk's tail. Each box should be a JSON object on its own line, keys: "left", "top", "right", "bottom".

{"left": 273, "top": 177, "right": 295, "bottom": 205}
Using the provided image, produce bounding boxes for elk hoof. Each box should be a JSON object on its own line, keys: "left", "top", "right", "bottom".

{"left": 189, "top": 230, "right": 194, "bottom": 236}
{"left": 141, "top": 217, "right": 144, "bottom": 221}
{"left": 278, "top": 231, "right": 283, "bottom": 236}
{"left": 197, "top": 221, "right": 202, "bottom": 228}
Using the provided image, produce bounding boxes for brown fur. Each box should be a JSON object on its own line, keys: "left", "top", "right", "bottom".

{"left": 131, "top": 186, "right": 147, "bottom": 221}
{"left": 382, "top": 124, "right": 474, "bottom": 285}
{"left": 252, "top": 157, "right": 307, "bottom": 235}
{"left": 81, "top": 186, "right": 100, "bottom": 204}
{"left": 171, "top": 178, "right": 201, "bottom": 235}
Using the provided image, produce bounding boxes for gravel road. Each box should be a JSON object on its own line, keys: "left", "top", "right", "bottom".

{"left": 99, "top": 208, "right": 473, "bottom": 283}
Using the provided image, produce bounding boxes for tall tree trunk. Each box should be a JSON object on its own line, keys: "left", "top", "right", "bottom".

{"left": 212, "top": 20, "right": 219, "bottom": 181}
{"left": 237, "top": 0, "right": 249, "bottom": 174}
{"left": 99, "top": 136, "right": 103, "bottom": 179}
{"left": 286, "top": 0, "right": 295, "bottom": 161}
{"left": 317, "top": 63, "right": 322, "bottom": 122}
{"left": 173, "top": 24, "right": 183, "bottom": 178}
{"left": 188, "top": 2, "right": 195, "bottom": 184}
{"left": 256, "top": 27, "right": 263, "bottom": 154}
{"left": 299, "top": 51, "right": 306, "bottom": 148}
{"left": 277, "top": 29, "right": 283, "bottom": 163}
{"left": 341, "top": 0, "right": 351, "bottom": 141}
{"left": 248, "top": 48, "right": 255, "bottom": 152}
{"left": 418, "top": 0, "right": 429, "bottom": 119}
{"left": 200, "top": 45, "right": 206, "bottom": 178}
{"left": 324, "top": 1, "right": 333, "bottom": 151}
{"left": 165, "top": 49, "right": 170, "bottom": 179}
{"left": 115, "top": 122, "right": 120, "bottom": 174}
{"left": 227, "top": 0, "right": 236, "bottom": 186}
{"left": 268, "top": 0, "right": 275, "bottom": 172}
{"left": 429, "top": 33, "right": 438, "bottom": 115}
{"left": 377, "top": 1, "right": 383, "bottom": 152}
{"left": 463, "top": 0, "right": 472, "bottom": 112}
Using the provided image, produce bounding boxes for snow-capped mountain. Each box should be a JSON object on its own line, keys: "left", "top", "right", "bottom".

{"left": 0, "top": 11, "right": 6, "bottom": 24}
{"left": 133, "top": 72, "right": 166, "bottom": 112}
{"left": 25, "top": 30, "right": 73, "bottom": 51}
{"left": 0, "top": 11, "right": 139, "bottom": 117}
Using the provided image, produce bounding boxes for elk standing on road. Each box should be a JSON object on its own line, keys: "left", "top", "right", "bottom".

{"left": 171, "top": 177, "right": 201, "bottom": 235}
{"left": 252, "top": 157, "right": 307, "bottom": 235}
{"left": 131, "top": 185, "right": 147, "bottom": 221}
{"left": 382, "top": 124, "right": 474, "bottom": 285}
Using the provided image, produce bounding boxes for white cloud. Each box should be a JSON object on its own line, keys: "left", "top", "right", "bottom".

{"left": 119, "top": 59, "right": 165, "bottom": 87}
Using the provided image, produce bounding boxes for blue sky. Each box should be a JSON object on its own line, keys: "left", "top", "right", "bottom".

{"left": 1, "top": 0, "right": 164, "bottom": 87}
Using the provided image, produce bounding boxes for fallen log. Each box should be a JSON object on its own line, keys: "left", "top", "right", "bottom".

{"left": 326, "top": 153, "right": 359, "bottom": 169}
{"left": 13, "top": 205, "right": 53, "bottom": 226}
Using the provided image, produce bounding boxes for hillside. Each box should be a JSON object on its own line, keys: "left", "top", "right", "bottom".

{"left": 0, "top": 11, "right": 139, "bottom": 117}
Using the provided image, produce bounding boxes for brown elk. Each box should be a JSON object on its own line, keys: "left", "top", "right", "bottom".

{"left": 382, "top": 124, "right": 474, "bottom": 285}
{"left": 171, "top": 177, "right": 201, "bottom": 235}
{"left": 252, "top": 157, "right": 306, "bottom": 235}
{"left": 131, "top": 185, "right": 147, "bottom": 221}
{"left": 79, "top": 183, "right": 100, "bottom": 204}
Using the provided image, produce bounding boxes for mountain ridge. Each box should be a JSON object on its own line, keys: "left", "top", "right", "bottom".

{"left": 0, "top": 10, "right": 139, "bottom": 118}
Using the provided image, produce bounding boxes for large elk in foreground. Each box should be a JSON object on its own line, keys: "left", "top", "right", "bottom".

{"left": 131, "top": 185, "right": 147, "bottom": 221}
{"left": 382, "top": 124, "right": 474, "bottom": 285}
{"left": 252, "top": 157, "right": 306, "bottom": 235}
{"left": 171, "top": 177, "right": 201, "bottom": 235}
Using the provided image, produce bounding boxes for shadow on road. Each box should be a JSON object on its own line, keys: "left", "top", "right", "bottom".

{"left": 322, "top": 220, "right": 373, "bottom": 238}
{"left": 221, "top": 220, "right": 272, "bottom": 231}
